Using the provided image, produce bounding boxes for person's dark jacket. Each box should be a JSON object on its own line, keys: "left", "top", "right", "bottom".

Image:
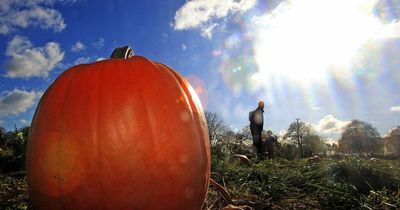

{"left": 249, "top": 107, "right": 264, "bottom": 137}
{"left": 265, "top": 135, "right": 278, "bottom": 146}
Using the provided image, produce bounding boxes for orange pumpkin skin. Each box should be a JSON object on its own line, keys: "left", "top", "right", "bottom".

{"left": 26, "top": 56, "right": 210, "bottom": 210}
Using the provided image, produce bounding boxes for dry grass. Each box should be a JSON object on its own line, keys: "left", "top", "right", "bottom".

{"left": 205, "top": 157, "right": 400, "bottom": 210}
{"left": 0, "top": 157, "right": 399, "bottom": 210}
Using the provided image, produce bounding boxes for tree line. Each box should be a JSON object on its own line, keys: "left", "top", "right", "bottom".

{"left": 205, "top": 112, "right": 400, "bottom": 159}
{"left": 0, "top": 126, "right": 29, "bottom": 172}
{"left": 0, "top": 114, "right": 399, "bottom": 172}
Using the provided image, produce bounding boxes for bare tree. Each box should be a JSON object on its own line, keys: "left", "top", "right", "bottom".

{"left": 283, "top": 120, "right": 314, "bottom": 157}
{"left": 205, "top": 111, "right": 227, "bottom": 145}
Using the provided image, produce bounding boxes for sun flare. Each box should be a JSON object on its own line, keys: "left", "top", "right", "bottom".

{"left": 252, "top": 0, "right": 384, "bottom": 83}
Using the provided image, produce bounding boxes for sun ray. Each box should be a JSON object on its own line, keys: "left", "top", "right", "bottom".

{"left": 251, "top": 0, "right": 386, "bottom": 83}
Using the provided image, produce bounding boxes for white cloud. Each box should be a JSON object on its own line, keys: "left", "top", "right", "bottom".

{"left": 92, "top": 38, "right": 104, "bottom": 48}
{"left": 70, "top": 56, "right": 106, "bottom": 66}
{"left": 313, "top": 115, "right": 350, "bottom": 138}
{"left": 173, "top": 0, "right": 256, "bottom": 38}
{"left": 390, "top": 105, "right": 400, "bottom": 112}
{"left": 19, "top": 119, "right": 30, "bottom": 126}
{"left": 0, "top": 0, "right": 70, "bottom": 34}
{"left": 0, "top": 89, "right": 42, "bottom": 117}
{"left": 4, "top": 35, "right": 64, "bottom": 78}
{"left": 71, "top": 41, "right": 85, "bottom": 52}
{"left": 277, "top": 129, "right": 287, "bottom": 137}
{"left": 324, "top": 138, "right": 338, "bottom": 145}
{"left": 74, "top": 56, "right": 91, "bottom": 65}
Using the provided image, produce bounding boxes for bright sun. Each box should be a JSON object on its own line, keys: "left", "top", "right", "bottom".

{"left": 252, "top": 0, "right": 383, "bottom": 83}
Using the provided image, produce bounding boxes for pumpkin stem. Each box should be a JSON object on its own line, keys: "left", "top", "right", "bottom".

{"left": 110, "top": 46, "right": 134, "bottom": 59}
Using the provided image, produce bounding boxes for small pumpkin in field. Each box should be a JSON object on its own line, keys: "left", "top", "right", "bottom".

{"left": 26, "top": 46, "right": 211, "bottom": 210}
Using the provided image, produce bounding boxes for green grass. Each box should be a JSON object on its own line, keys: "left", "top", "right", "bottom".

{"left": 1, "top": 157, "right": 399, "bottom": 209}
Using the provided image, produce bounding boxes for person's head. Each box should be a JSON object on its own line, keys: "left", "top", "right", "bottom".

{"left": 262, "top": 131, "right": 267, "bottom": 139}
{"left": 258, "top": 101, "right": 264, "bottom": 109}
{"left": 267, "top": 130, "right": 273, "bottom": 136}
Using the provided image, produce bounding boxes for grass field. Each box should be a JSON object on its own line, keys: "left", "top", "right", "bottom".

{"left": 206, "top": 156, "right": 400, "bottom": 209}
{"left": 1, "top": 157, "right": 399, "bottom": 210}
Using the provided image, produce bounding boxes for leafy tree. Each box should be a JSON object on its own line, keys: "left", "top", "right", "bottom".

{"left": 0, "top": 126, "right": 6, "bottom": 145}
{"left": 0, "top": 126, "right": 5, "bottom": 135}
{"left": 384, "top": 126, "right": 400, "bottom": 156}
{"left": 276, "top": 142, "right": 297, "bottom": 160}
{"left": 303, "top": 135, "right": 327, "bottom": 156}
{"left": 332, "top": 143, "right": 338, "bottom": 151}
{"left": 338, "top": 120, "right": 382, "bottom": 154}
{"left": 0, "top": 126, "right": 30, "bottom": 172}
{"left": 283, "top": 121, "right": 314, "bottom": 157}
{"left": 236, "top": 125, "right": 252, "bottom": 141}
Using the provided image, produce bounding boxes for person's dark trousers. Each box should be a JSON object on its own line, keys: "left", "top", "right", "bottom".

{"left": 267, "top": 146, "right": 275, "bottom": 159}
{"left": 252, "top": 134, "right": 263, "bottom": 160}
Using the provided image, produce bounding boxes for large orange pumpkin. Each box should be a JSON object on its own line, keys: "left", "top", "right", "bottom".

{"left": 26, "top": 46, "right": 210, "bottom": 209}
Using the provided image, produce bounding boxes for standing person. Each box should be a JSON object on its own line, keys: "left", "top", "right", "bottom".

{"left": 249, "top": 101, "right": 264, "bottom": 160}
{"left": 265, "top": 130, "right": 278, "bottom": 159}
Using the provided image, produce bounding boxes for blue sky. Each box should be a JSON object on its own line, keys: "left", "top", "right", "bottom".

{"left": 0, "top": 0, "right": 400, "bottom": 142}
